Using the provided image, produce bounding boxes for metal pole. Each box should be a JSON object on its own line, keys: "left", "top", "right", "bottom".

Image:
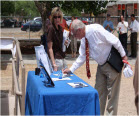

{"left": 29, "top": 22, "right": 30, "bottom": 40}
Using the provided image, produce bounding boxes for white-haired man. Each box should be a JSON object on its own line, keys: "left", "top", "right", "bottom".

{"left": 63, "top": 19, "right": 128, "bottom": 115}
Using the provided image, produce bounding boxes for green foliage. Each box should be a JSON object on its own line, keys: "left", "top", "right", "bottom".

{"left": 83, "top": 1, "right": 109, "bottom": 16}
{"left": 1, "top": 1, "right": 15, "bottom": 16}
{"left": 34, "top": 1, "right": 111, "bottom": 33}
{"left": 15, "top": 1, "right": 40, "bottom": 18}
{"left": 1, "top": 1, "right": 40, "bottom": 18}
{"left": 1, "top": 1, "right": 113, "bottom": 17}
{"left": 36, "top": 1, "right": 108, "bottom": 17}
{"left": 62, "top": 8, "right": 81, "bottom": 17}
{"left": 61, "top": 1, "right": 109, "bottom": 16}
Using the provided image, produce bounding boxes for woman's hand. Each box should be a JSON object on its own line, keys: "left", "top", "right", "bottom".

{"left": 53, "top": 64, "right": 58, "bottom": 71}
{"left": 64, "top": 40, "right": 69, "bottom": 46}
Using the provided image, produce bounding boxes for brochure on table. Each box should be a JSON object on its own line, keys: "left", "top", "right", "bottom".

{"left": 67, "top": 82, "right": 88, "bottom": 88}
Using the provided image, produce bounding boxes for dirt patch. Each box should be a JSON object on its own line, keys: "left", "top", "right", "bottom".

{"left": 1, "top": 63, "right": 137, "bottom": 115}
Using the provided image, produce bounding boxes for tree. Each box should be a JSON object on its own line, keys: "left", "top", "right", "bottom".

{"left": 84, "top": 1, "right": 109, "bottom": 16}
{"left": 34, "top": 1, "right": 63, "bottom": 34}
{"left": 1, "top": 1, "right": 40, "bottom": 21}
{"left": 15, "top": 1, "right": 40, "bottom": 20}
{"left": 61, "top": 1, "right": 110, "bottom": 17}
{"left": 34, "top": 1, "right": 112, "bottom": 34}
{"left": 1, "top": 1, "right": 15, "bottom": 16}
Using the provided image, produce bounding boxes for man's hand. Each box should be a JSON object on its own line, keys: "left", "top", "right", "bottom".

{"left": 120, "top": 32, "right": 123, "bottom": 35}
{"left": 129, "top": 27, "right": 132, "bottom": 31}
{"left": 122, "top": 55, "right": 128, "bottom": 61}
{"left": 62, "top": 68, "right": 71, "bottom": 74}
{"left": 107, "top": 24, "right": 110, "bottom": 27}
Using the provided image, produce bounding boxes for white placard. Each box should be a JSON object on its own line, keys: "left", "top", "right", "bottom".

{"left": 34, "top": 45, "right": 53, "bottom": 75}
{"left": 63, "top": 29, "right": 70, "bottom": 52}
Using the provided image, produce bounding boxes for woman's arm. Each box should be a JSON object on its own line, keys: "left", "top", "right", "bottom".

{"left": 47, "top": 41, "right": 57, "bottom": 71}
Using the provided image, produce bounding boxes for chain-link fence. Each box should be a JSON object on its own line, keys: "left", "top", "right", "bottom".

{"left": 1, "top": 16, "right": 139, "bottom": 40}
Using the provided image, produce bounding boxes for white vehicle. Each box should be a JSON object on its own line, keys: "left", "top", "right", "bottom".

{"left": 34, "top": 17, "right": 42, "bottom": 22}
{"left": 63, "top": 16, "right": 72, "bottom": 27}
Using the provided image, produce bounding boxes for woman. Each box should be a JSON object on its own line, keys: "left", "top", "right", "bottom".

{"left": 116, "top": 15, "right": 128, "bottom": 54}
{"left": 47, "top": 7, "right": 67, "bottom": 71}
{"left": 69, "top": 16, "right": 77, "bottom": 58}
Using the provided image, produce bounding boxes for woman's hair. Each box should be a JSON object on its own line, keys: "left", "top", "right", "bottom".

{"left": 71, "top": 16, "right": 75, "bottom": 19}
{"left": 131, "top": 14, "right": 135, "bottom": 18}
{"left": 71, "top": 19, "right": 85, "bottom": 32}
{"left": 50, "top": 7, "right": 63, "bottom": 24}
{"left": 119, "top": 15, "right": 124, "bottom": 22}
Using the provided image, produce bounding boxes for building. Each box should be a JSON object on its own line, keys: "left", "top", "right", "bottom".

{"left": 101, "top": 0, "right": 139, "bottom": 26}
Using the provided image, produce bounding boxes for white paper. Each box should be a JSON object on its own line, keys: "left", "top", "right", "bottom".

{"left": 53, "top": 73, "right": 73, "bottom": 77}
{"left": 67, "top": 82, "right": 88, "bottom": 88}
{"left": 62, "top": 74, "right": 73, "bottom": 77}
{"left": 123, "top": 64, "right": 133, "bottom": 78}
{"left": 52, "top": 77, "right": 71, "bottom": 81}
{"left": 63, "top": 29, "right": 70, "bottom": 52}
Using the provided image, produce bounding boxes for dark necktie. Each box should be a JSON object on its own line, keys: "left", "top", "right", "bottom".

{"left": 85, "top": 38, "right": 91, "bottom": 79}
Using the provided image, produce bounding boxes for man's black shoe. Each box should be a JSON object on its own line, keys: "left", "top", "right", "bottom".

{"left": 128, "top": 55, "right": 133, "bottom": 57}
{"left": 132, "top": 56, "right": 136, "bottom": 58}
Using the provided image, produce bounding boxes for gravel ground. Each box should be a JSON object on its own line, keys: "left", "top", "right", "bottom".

{"left": 1, "top": 61, "right": 137, "bottom": 115}
{"left": 1, "top": 27, "right": 43, "bottom": 39}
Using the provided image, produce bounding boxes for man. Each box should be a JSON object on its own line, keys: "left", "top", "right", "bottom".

{"left": 133, "top": 50, "right": 139, "bottom": 114}
{"left": 129, "top": 14, "right": 139, "bottom": 58}
{"left": 103, "top": 14, "right": 114, "bottom": 32}
{"left": 63, "top": 19, "right": 128, "bottom": 115}
{"left": 116, "top": 15, "right": 128, "bottom": 54}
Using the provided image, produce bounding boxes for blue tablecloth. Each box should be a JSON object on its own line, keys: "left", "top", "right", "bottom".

{"left": 25, "top": 71, "right": 100, "bottom": 115}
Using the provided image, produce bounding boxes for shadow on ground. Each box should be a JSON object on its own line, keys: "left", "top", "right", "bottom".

{"left": 0, "top": 90, "right": 10, "bottom": 115}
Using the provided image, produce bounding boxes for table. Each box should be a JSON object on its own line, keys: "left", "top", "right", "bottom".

{"left": 25, "top": 71, "right": 100, "bottom": 115}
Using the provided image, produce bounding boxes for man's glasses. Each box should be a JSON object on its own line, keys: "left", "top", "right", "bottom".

{"left": 54, "top": 16, "right": 61, "bottom": 19}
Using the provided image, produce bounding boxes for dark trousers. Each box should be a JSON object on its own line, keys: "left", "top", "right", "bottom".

{"left": 130, "top": 32, "right": 137, "bottom": 57}
{"left": 119, "top": 33, "right": 128, "bottom": 55}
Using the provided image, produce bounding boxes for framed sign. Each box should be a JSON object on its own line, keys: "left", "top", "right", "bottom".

{"left": 34, "top": 45, "right": 53, "bottom": 76}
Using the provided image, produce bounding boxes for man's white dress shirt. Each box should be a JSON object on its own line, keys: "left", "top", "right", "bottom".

{"left": 130, "top": 19, "right": 139, "bottom": 33}
{"left": 70, "top": 24, "right": 126, "bottom": 73}
{"left": 116, "top": 21, "right": 128, "bottom": 34}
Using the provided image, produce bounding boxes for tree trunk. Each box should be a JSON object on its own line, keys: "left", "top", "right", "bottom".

{"left": 34, "top": 1, "right": 50, "bottom": 34}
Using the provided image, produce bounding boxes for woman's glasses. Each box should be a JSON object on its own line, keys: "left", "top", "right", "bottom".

{"left": 54, "top": 16, "right": 61, "bottom": 19}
